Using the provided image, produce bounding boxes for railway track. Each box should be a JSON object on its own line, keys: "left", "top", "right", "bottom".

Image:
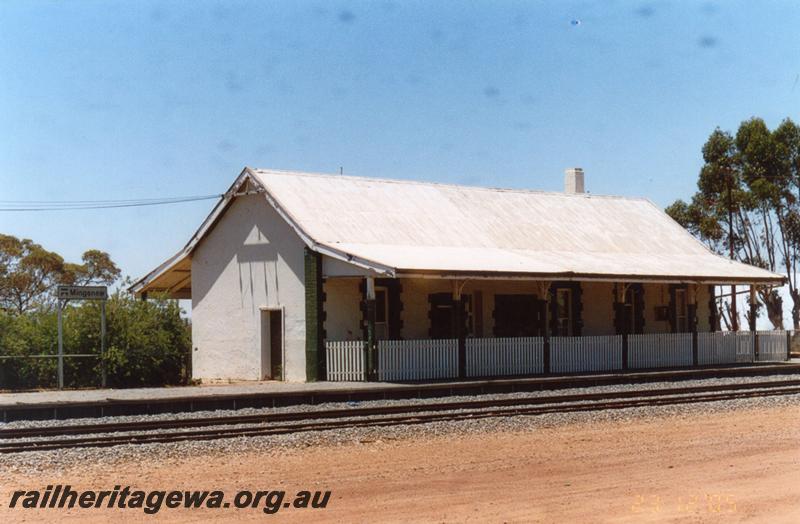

{"left": 2, "top": 380, "right": 799, "bottom": 454}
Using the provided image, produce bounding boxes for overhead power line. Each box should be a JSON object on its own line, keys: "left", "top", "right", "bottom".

{"left": 0, "top": 194, "right": 222, "bottom": 212}
{"left": 0, "top": 196, "right": 216, "bottom": 204}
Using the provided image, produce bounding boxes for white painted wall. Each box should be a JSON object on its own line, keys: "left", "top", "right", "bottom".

{"left": 191, "top": 194, "right": 307, "bottom": 382}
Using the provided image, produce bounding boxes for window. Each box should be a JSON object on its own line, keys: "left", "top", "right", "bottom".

{"left": 375, "top": 287, "right": 389, "bottom": 340}
{"left": 675, "top": 288, "right": 687, "bottom": 332}
{"left": 556, "top": 288, "right": 572, "bottom": 336}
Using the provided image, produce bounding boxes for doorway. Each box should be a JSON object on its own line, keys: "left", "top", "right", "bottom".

{"left": 260, "top": 309, "right": 283, "bottom": 380}
{"left": 428, "top": 293, "right": 473, "bottom": 339}
{"left": 493, "top": 294, "right": 542, "bottom": 336}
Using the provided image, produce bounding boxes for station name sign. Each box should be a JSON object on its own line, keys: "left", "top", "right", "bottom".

{"left": 57, "top": 285, "right": 108, "bottom": 301}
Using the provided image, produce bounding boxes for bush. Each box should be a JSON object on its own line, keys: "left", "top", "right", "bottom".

{"left": 0, "top": 291, "right": 190, "bottom": 390}
{"left": 0, "top": 310, "right": 60, "bottom": 388}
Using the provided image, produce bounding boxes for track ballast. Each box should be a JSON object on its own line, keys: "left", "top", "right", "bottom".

{"left": 2, "top": 379, "right": 799, "bottom": 454}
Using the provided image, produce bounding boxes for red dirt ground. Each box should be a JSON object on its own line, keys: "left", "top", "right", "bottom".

{"left": 1, "top": 404, "right": 798, "bottom": 523}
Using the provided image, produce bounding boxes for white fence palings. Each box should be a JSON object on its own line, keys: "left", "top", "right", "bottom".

{"left": 378, "top": 339, "right": 458, "bottom": 381}
{"left": 550, "top": 335, "right": 622, "bottom": 373}
{"left": 757, "top": 330, "right": 788, "bottom": 362}
{"left": 465, "top": 337, "right": 544, "bottom": 377}
{"left": 734, "top": 332, "right": 755, "bottom": 363}
{"left": 698, "top": 332, "right": 739, "bottom": 365}
{"left": 628, "top": 333, "right": 693, "bottom": 369}
{"left": 698, "top": 331, "right": 788, "bottom": 364}
{"left": 325, "top": 340, "right": 366, "bottom": 382}
{"left": 326, "top": 330, "right": 788, "bottom": 383}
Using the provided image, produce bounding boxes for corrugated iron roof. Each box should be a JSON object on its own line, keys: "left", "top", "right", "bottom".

{"left": 130, "top": 167, "right": 784, "bottom": 296}
{"left": 248, "top": 168, "right": 783, "bottom": 283}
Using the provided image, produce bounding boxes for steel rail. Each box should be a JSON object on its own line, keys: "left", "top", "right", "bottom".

{"left": 1, "top": 384, "right": 799, "bottom": 454}
{"left": 3, "top": 379, "right": 800, "bottom": 440}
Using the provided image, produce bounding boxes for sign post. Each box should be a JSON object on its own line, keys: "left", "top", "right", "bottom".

{"left": 56, "top": 285, "right": 108, "bottom": 389}
{"left": 101, "top": 301, "right": 107, "bottom": 387}
{"left": 57, "top": 302, "right": 64, "bottom": 389}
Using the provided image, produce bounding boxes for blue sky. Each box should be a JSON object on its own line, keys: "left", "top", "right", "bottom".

{"left": 1, "top": 0, "right": 799, "bottom": 298}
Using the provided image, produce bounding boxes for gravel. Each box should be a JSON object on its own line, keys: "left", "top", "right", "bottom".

{"left": 2, "top": 373, "right": 798, "bottom": 431}
{"left": 1, "top": 385, "right": 799, "bottom": 477}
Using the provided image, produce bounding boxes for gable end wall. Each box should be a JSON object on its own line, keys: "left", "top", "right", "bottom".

{"left": 191, "top": 194, "right": 308, "bottom": 382}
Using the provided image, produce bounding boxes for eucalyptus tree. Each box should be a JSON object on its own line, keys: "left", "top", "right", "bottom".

{"left": 0, "top": 234, "right": 120, "bottom": 314}
{"left": 666, "top": 118, "right": 800, "bottom": 329}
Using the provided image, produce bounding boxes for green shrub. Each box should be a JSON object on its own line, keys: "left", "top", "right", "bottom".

{"left": 0, "top": 291, "right": 190, "bottom": 390}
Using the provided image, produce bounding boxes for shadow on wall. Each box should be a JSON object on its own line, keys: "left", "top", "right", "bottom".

{"left": 191, "top": 195, "right": 306, "bottom": 308}
{"left": 238, "top": 242, "right": 278, "bottom": 312}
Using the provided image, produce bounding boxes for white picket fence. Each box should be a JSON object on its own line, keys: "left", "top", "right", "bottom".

{"left": 377, "top": 339, "right": 459, "bottom": 381}
{"left": 698, "top": 331, "right": 788, "bottom": 364}
{"left": 698, "top": 332, "right": 742, "bottom": 365}
{"left": 466, "top": 337, "right": 544, "bottom": 377}
{"left": 551, "top": 335, "right": 623, "bottom": 373}
{"left": 326, "top": 330, "right": 789, "bottom": 382}
{"left": 325, "top": 340, "right": 366, "bottom": 381}
{"left": 757, "top": 330, "right": 788, "bottom": 362}
{"left": 735, "top": 333, "right": 756, "bottom": 362}
{"left": 629, "top": 333, "right": 693, "bottom": 369}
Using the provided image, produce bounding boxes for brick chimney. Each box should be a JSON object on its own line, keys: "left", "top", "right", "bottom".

{"left": 564, "top": 167, "right": 585, "bottom": 194}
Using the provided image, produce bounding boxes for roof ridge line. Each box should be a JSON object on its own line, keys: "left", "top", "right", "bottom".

{"left": 249, "top": 167, "right": 649, "bottom": 202}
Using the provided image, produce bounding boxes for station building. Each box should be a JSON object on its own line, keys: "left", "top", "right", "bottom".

{"left": 131, "top": 167, "right": 785, "bottom": 383}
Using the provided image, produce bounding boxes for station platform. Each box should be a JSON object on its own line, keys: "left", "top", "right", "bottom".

{"left": 2, "top": 361, "right": 800, "bottom": 422}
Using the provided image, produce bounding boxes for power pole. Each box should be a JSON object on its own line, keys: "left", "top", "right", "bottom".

{"left": 728, "top": 170, "right": 738, "bottom": 331}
